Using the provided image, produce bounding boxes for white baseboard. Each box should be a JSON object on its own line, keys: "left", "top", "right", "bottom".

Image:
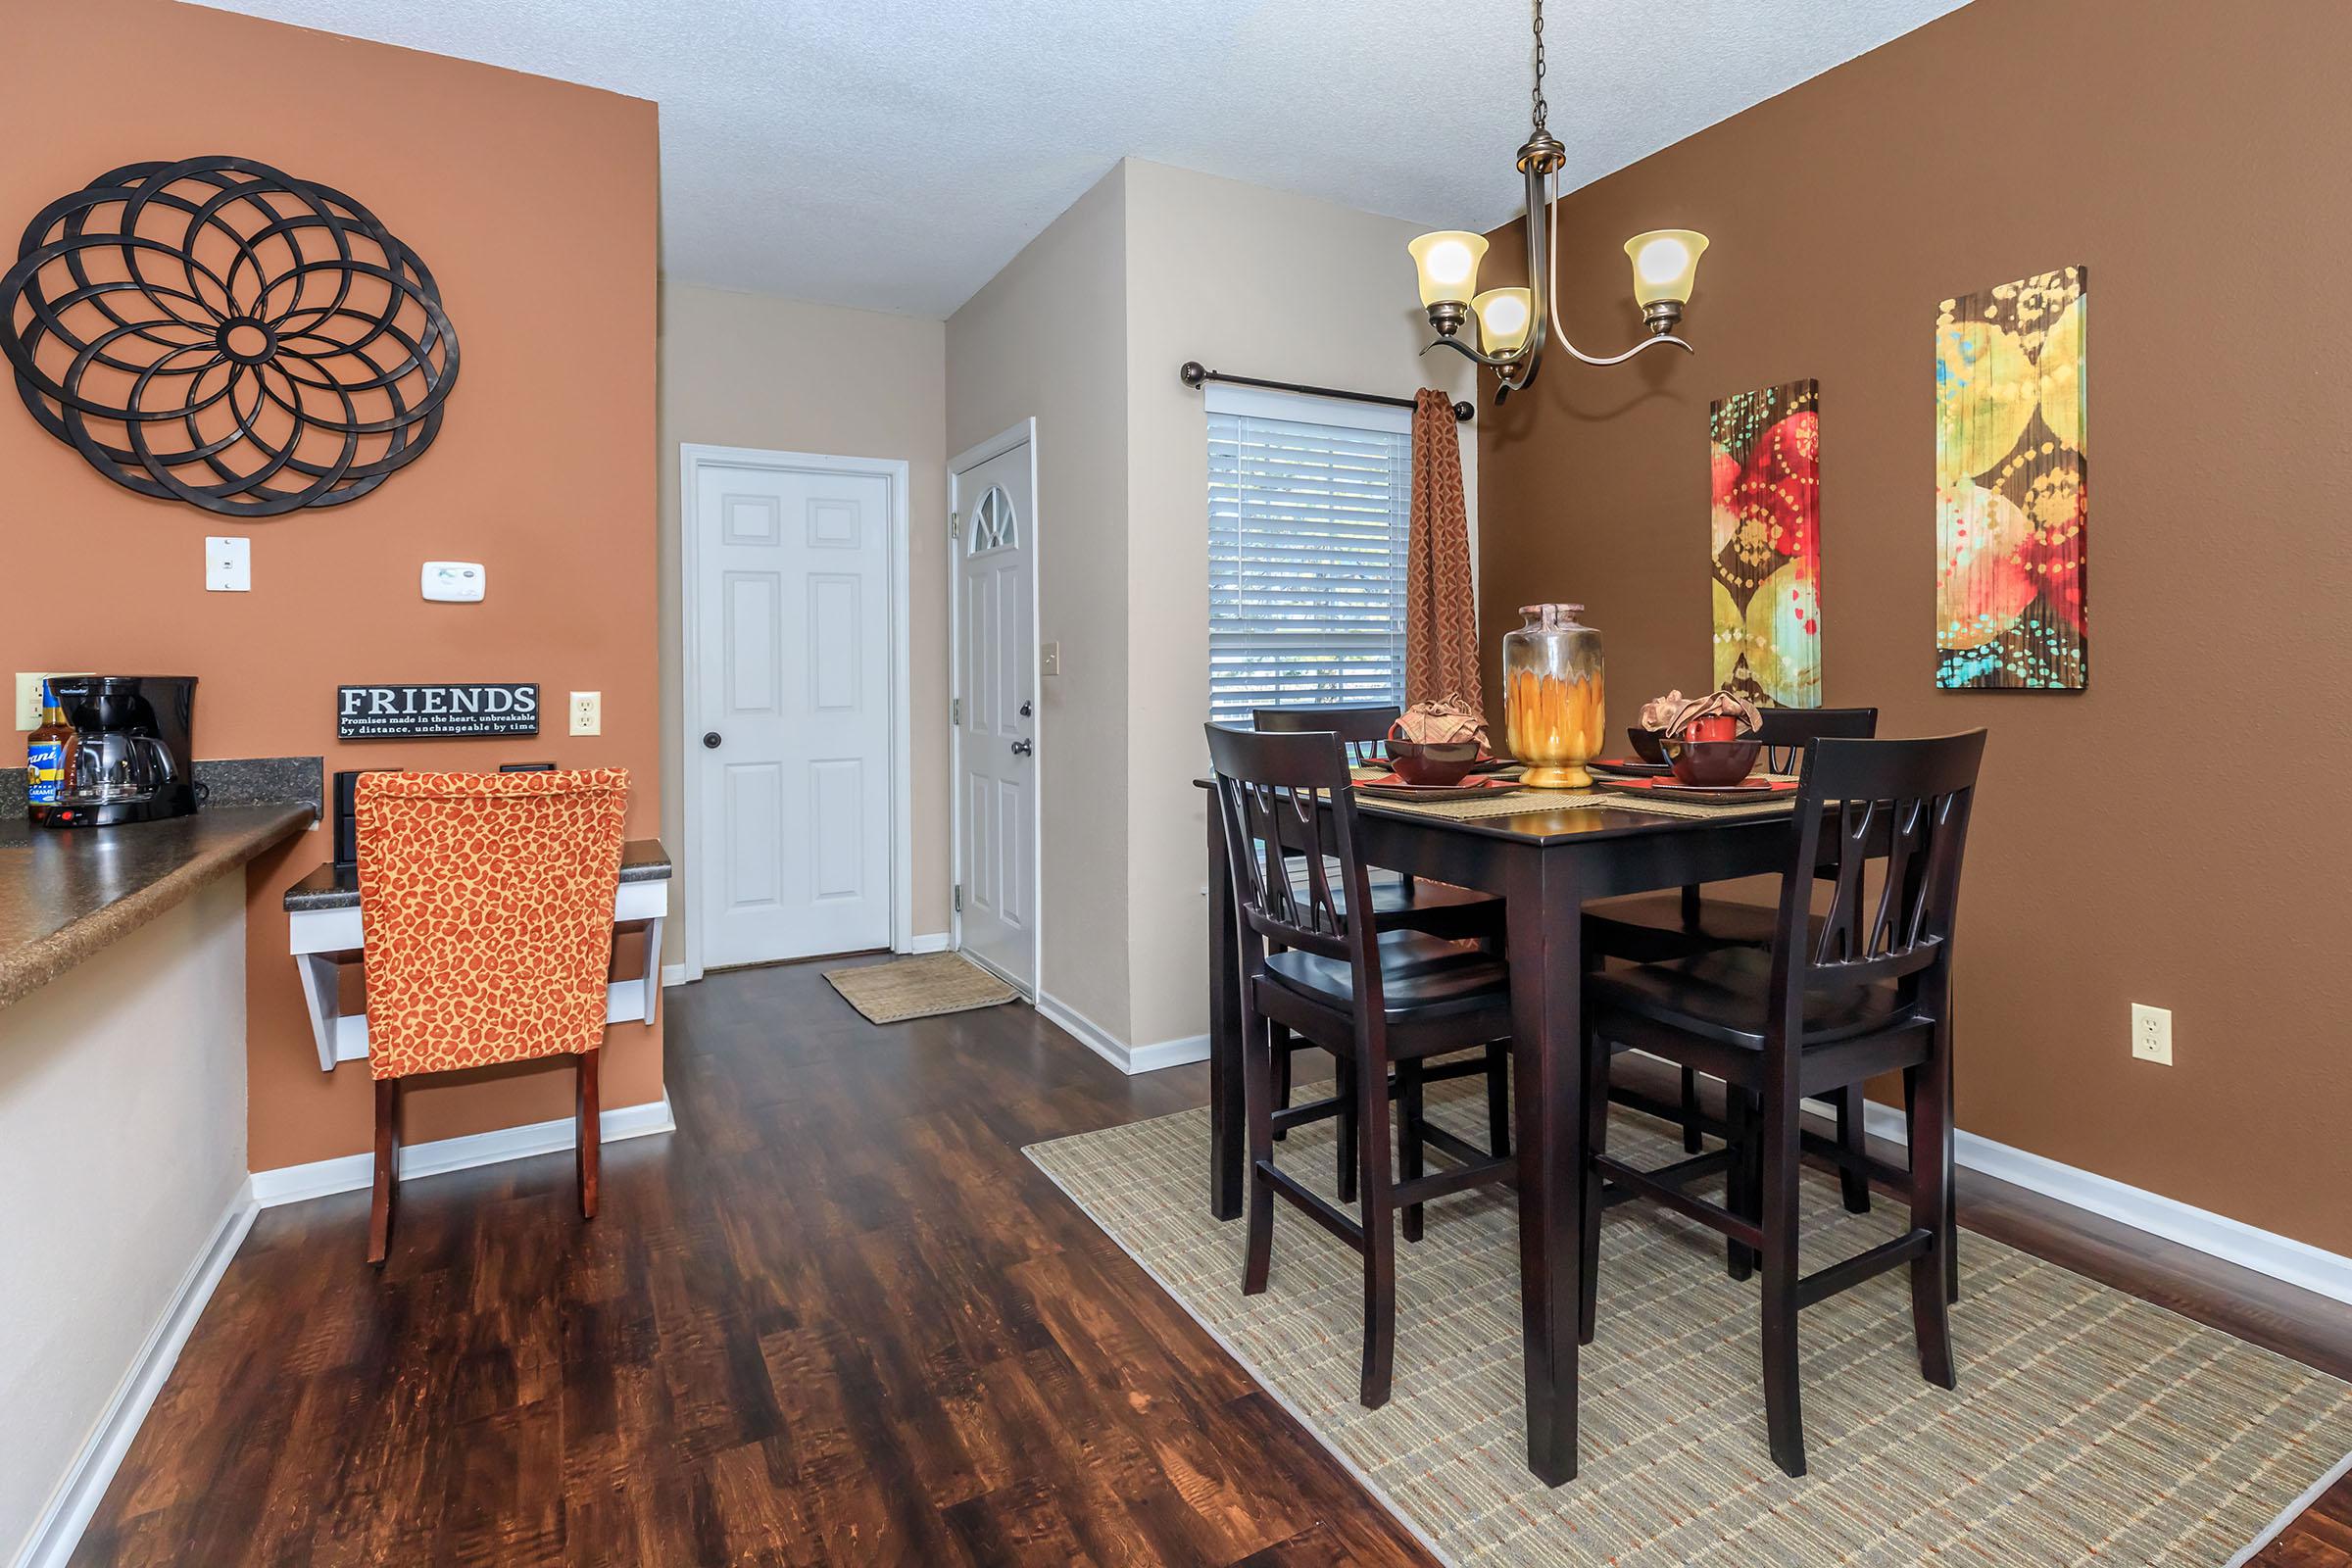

{"left": 15, "top": 1185, "right": 258, "bottom": 1568}
{"left": 660, "top": 962, "right": 694, "bottom": 988}
{"left": 1034, "top": 992, "right": 1209, "bottom": 1076}
{"left": 1129, "top": 1033, "right": 1211, "bottom": 1072}
{"left": 1860, "top": 1101, "right": 2352, "bottom": 1307}
{"left": 250, "top": 1094, "right": 677, "bottom": 1208}
{"left": 901, "top": 931, "right": 953, "bottom": 955}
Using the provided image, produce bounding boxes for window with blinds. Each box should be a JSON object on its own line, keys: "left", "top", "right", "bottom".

{"left": 1207, "top": 395, "right": 1412, "bottom": 725}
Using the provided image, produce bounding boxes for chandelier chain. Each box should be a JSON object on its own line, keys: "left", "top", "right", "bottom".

{"left": 1530, "top": 0, "right": 1548, "bottom": 131}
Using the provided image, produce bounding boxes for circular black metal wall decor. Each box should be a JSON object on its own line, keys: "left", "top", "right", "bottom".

{"left": 0, "top": 156, "right": 459, "bottom": 517}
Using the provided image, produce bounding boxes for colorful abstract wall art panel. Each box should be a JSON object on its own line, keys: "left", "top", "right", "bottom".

{"left": 1935, "top": 266, "right": 2087, "bottom": 689}
{"left": 1709, "top": 379, "right": 1821, "bottom": 707}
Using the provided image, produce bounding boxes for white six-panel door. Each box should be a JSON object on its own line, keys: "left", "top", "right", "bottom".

{"left": 691, "top": 460, "right": 893, "bottom": 967}
{"left": 953, "top": 437, "right": 1037, "bottom": 993}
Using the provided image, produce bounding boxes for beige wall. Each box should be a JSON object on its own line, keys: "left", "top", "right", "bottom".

{"left": 1474, "top": 0, "right": 2352, "bottom": 1251}
{"left": 945, "top": 168, "right": 1135, "bottom": 1038}
{"left": 942, "top": 159, "right": 1479, "bottom": 1054}
{"left": 658, "top": 284, "right": 953, "bottom": 961}
{"left": 2, "top": 878, "right": 248, "bottom": 1559}
{"left": 1120, "top": 160, "right": 1477, "bottom": 1050}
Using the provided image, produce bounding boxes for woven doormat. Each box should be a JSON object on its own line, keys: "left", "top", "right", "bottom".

{"left": 822, "top": 953, "right": 1016, "bottom": 1024}
{"left": 1027, "top": 1086, "right": 2352, "bottom": 1567}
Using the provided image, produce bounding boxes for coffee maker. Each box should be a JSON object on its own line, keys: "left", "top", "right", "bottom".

{"left": 31, "top": 675, "right": 200, "bottom": 828}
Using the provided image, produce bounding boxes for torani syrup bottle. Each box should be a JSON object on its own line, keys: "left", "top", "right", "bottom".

{"left": 26, "top": 680, "right": 73, "bottom": 811}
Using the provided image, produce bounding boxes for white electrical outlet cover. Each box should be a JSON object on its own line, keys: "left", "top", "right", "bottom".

{"left": 421, "top": 561, "right": 486, "bottom": 602}
{"left": 16, "top": 672, "right": 46, "bottom": 730}
{"left": 205, "top": 536, "right": 251, "bottom": 592}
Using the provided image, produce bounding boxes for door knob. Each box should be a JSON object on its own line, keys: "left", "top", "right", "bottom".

{"left": 1009, "top": 739, "right": 1033, "bottom": 757}
{"left": 702, "top": 731, "right": 722, "bottom": 750}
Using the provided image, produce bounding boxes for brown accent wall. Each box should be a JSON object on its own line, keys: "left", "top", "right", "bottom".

{"left": 0, "top": 0, "right": 662, "bottom": 1169}
{"left": 1476, "top": 0, "right": 2352, "bottom": 1251}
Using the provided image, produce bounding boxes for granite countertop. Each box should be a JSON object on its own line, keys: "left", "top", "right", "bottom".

{"left": 282, "top": 838, "right": 671, "bottom": 911}
{"left": 0, "top": 802, "right": 317, "bottom": 1009}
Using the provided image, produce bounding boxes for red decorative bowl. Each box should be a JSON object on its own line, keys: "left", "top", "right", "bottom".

{"left": 1385, "top": 739, "right": 1480, "bottom": 786}
{"left": 1665, "top": 738, "right": 1762, "bottom": 787}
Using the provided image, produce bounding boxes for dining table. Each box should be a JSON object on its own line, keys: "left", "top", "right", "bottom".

{"left": 1199, "top": 773, "right": 1836, "bottom": 1487}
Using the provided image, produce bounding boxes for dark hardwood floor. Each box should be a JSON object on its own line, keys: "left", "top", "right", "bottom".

{"left": 72, "top": 958, "right": 2352, "bottom": 1565}
{"left": 74, "top": 958, "right": 1440, "bottom": 1567}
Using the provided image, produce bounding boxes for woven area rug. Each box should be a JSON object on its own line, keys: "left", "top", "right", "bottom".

{"left": 1026, "top": 1086, "right": 2352, "bottom": 1566}
{"left": 822, "top": 953, "right": 1015, "bottom": 1024}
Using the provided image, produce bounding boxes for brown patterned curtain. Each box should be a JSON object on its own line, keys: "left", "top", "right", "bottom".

{"left": 1403, "top": 389, "right": 1483, "bottom": 718}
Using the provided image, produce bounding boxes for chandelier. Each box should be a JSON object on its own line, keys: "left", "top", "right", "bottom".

{"left": 1408, "top": 0, "right": 1708, "bottom": 402}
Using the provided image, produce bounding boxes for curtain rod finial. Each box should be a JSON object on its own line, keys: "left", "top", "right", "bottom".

{"left": 1452, "top": 400, "right": 1475, "bottom": 422}
{"left": 1179, "top": 361, "right": 1206, "bottom": 387}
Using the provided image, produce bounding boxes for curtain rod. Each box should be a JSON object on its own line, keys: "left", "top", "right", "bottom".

{"left": 1178, "top": 362, "right": 1474, "bottom": 423}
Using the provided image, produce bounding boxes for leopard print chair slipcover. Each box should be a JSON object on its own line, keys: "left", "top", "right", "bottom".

{"left": 355, "top": 768, "right": 630, "bottom": 1081}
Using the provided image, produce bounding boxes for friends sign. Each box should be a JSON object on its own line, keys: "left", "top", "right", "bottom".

{"left": 337, "top": 683, "right": 539, "bottom": 739}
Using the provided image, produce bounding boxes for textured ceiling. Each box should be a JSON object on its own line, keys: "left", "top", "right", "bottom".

{"left": 189, "top": 0, "right": 1970, "bottom": 318}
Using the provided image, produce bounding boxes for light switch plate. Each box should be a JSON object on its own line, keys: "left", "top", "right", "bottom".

{"left": 1041, "top": 640, "right": 1061, "bottom": 677}
{"left": 568, "top": 691, "right": 601, "bottom": 736}
{"left": 205, "top": 536, "right": 251, "bottom": 592}
{"left": 421, "top": 561, "right": 485, "bottom": 602}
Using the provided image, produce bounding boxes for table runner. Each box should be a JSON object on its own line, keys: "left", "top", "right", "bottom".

{"left": 1359, "top": 785, "right": 1796, "bottom": 823}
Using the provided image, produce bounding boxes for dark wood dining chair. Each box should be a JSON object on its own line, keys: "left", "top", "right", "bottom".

{"left": 1579, "top": 730, "right": 1984, "bottom": 1476}
{"left": 1206, "top": 722, "right": 1517, "bottom": 1408}
{"left": 1250, "top": 703, "right": 1400, "bottom": 766}
{"left": 1250, "top": 704, "right": 1507, "bottom": 1185}
{"left": 1585, "top": 706, "right": 1881, "bottom": 1205}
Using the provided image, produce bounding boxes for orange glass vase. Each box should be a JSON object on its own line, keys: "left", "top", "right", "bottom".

{"left": 1503, "top": 604, "right": 1605, "bottom": 789}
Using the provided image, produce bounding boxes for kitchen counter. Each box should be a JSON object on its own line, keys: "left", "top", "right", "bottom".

{"left": 280, "top": 838, "right": 672, "bottom": 910}
{"left": 0, "top": 803, "right": 317, "bottom": 1009}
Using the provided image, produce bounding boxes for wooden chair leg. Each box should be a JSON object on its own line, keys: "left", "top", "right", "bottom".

{"left": 1335, "top": 1057, "right": 1358, "bottom": 1205}
{"left": 368, "top": 1076, "right": 400, "bottom": 1266}
{"left": 1909, "top": 1054, "right": 1957, "bottom": 1390}
{"left": 1680, "top": 1066, "right": 1703, "bottom": 1153}
{"left": 1398, "top": 1058, "right": 1426, "bottom": 1244}
{"left": 1903, "top": 1066, "right": 1960, "bottom": 1303}
{"left": 1484, "top": 1042, "right": 1510, "bottom": 1157}
{"left": 576, "top": 1050, "right": 601, "bottom": 1221}
{"left": 1271, "top": 1026, "right": 1294, "bottom": 1140}
{"left": 1578, "top": 1034, "right": 1611, "bottom": 1346}
{"left": 1834, "top": 1084, "right": 1871, "bottom": 1213}
{"left": 1758, "top": 1078, "right": 1807, "bottom": 1479}
{"left": 1355, "top": 1051, "right": 1396, "bottom": 1409}
{"left": 1726, "top": 1089, "right": 1757, "bottom": 1280}
{"left": 1242, "top": 1005, "right": 1276, "bottom": 1298}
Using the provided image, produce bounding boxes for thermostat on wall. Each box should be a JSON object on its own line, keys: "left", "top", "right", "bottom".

{"left": 420, "top": 561, "right": 485, "bottom": 603}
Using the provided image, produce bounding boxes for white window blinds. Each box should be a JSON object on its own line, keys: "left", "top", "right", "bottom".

{"left": 1206, "top": 390, "right": 1412, "bottom": 726}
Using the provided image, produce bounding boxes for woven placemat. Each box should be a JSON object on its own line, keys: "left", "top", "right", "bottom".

{"left": 822, "top": 953, "right": 1016, "bottom": 1024}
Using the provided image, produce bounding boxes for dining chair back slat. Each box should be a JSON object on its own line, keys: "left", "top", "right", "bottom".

{"left": 1252, "top": 704, "right": 1399, "bottom": 768}
{"left": 1752, "top": 705, "right": 1880, "bottom": 774}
